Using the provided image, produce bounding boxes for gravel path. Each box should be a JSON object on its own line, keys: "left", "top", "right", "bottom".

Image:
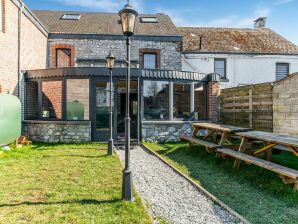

{"left": 117, "top": 146, "right": 239, "bottom": 224}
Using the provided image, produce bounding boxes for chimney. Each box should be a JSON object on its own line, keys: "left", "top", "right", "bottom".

{"left": 254, "top": 17, "right": 267, "bottom": 28}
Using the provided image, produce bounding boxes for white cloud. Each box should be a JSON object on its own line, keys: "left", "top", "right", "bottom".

{"left": 171, "top": 7, "right": 270, "bottom": 28}
{"left": 274, "top": 0, "right": 295, "bottom": 5}
{"left": 52, "top": 0, "right": 144, "bottom": 12}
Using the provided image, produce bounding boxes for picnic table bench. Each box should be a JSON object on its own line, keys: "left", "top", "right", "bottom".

{"left": 180, "top": 123, "right": 251, "bottom": 152}
{"left": 180, "top": 123, "right": 298, "bottom": 191}
{"left": 236, "top": 131, "right": 298, "bottom": 159}
{"left": 218, "top": 147, "right": 298, "bottom": 191}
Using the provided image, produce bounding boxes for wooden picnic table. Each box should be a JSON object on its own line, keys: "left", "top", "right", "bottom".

{"left": 191, "top": 123, "right": 251, "bottom": 148}
{"left": 236, "top": 131, "right": 298, "bottom": 160}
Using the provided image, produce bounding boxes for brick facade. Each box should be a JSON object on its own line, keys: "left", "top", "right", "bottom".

{"left": 25, "top": 81, "right": 38, "bottom": 119}
{"left": 207, "top": 81, "right": 220, "bottom": 122}
{"left": 51, "top": 44, "right": 75, "bottom": 68}
{"left": 0, "top": 0, "right": 47, "bottom": 96}
{"left": 42, "top": 81, "right": 62, "bottom": 119}
{"left": 2, "top": 0, "right": 6, "bottom": 33}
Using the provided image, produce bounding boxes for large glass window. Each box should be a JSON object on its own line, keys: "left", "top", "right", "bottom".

{"left": 143, "top": 80, "right": 169, "bottom": 120}
{"left": 66, "top": 79, "right": 89, "bottom": 120}
{"left": 214, "top": 58, "right": 226, "bottom": 78}
{"left": 143, "top": 53, "right": 157, "bottom": 69}
{"left": 194, "top": 84, "right": 207, "bottom": 120}
{"left": 42, "top": 81, "right": 62, "bottom": 119}
{"left": 96, "top": 82, "right": 114, "bottom": 129}
{"left": 173, "top": 83, "right": 190, "bottom": 119}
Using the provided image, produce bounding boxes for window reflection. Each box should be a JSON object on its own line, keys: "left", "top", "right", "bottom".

{"left": 173, "top": 83, "right": 190, "bottom": 119}
{"left": 66, "top": 79, "right": 89, "bottom": 120}
{"left": 96, "top": 82, "right": 114, "bottom": 129}
{"left": 194, "top": 83, "right": 207, "bottom": 120}
{"left": 143, "top": 80, "right": 169, "bottom": 120}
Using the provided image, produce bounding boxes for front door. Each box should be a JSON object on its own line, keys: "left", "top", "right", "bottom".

{"left": 117, "top": 80, "right": 138, "bottom": 139}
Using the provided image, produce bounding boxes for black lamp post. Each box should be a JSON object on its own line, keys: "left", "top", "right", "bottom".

{"left": 106, "top": 52, "right": 116, "bottom": 156}
{"left": 118, "top": 1, "right": 138, "bottom": 201}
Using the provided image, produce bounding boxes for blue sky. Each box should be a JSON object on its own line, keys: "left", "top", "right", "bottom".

{"left": 23, "top": 0, "right": 298, "bottom": 44}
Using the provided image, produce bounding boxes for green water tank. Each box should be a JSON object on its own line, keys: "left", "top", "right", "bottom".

{"left": 0, "top": 94, "right": 21, "bottom": 146}
{"left": 67, "top": 101, "right": 84, "bottom": 120}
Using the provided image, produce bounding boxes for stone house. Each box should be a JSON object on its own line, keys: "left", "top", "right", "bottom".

{"left": 0, "top": 0, "right": 48, "bottom": 96}
{"left": 22, "top": 10, "right": 220, "bottom": 143}
{"left": 180, "top": 18, "right": 298, "bottom": 89}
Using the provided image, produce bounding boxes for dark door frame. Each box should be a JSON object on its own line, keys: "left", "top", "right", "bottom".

{"left": 90, "top": 76, "right": 140, "bottom": 142}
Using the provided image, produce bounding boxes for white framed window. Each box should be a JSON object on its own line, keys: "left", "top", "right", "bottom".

{"left": 143, "top": 53, "right": 157, "bottom": 69}
{"left": 214, "top": 58, "right": 226, "bottom": 79}
{"left": 276, "top": 63, "right": 289, "bottom": 81}
{"left": 140, "top": 17, "right": 158, "bottom": 23}
{"left": 61, "top": 14, "right": 81, "bottom": 20}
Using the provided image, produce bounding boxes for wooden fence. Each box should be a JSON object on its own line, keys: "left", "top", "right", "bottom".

{"left": 219, "top": 83, "right": 273, "bottom": 132}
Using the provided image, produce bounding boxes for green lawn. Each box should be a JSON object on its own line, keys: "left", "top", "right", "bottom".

{"left": 0, "top": 143, "right": 151, "bottom": 224}
{"left": 144, "top": 142, "right": 298, "bottom": 224}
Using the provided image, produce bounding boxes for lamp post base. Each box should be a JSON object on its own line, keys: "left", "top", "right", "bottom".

{"left": 108, "top": 139, "right": 114, "bottom": 156}
{"left": 122, "top": 169, "right": 133, "bottom": 201}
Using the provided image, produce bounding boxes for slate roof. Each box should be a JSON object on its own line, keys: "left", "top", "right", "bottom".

{"left": 32, "top": 10, "right": 180, "bottom": 37}
{"left": 178, "top": 27, "right": 298, "bottom": 54}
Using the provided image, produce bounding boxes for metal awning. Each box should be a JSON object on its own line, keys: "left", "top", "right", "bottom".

{"left": 25, "top": 67, "right": 220, "bottom": 82}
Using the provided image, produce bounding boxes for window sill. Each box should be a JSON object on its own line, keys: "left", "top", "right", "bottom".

{"left": 220, "top": 78, "right": 229, "bottom": 82}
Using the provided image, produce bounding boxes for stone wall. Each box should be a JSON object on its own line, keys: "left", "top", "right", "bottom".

{"left": 142, "top": 121, "right": 193, "bottom": 142}
{"left": 24, "top": 121, "right": 91, "bottom": 143}
{"left": 273, "top": 73, "right": 298, "bottom": 136}
{"left": 49, "top": 38, "right": 182, "bottom": 71}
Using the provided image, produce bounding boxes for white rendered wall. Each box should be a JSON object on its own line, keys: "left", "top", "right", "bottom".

{"left": 182, "top": 54, "right": 298, "bottom": 88}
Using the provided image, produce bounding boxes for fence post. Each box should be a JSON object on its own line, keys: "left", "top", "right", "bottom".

{"left": 249, "top": 88, "right": 253, "bottom": 128}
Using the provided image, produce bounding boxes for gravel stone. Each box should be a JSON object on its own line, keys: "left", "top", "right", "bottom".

{"left": 117, "top": 146, "right": 240, "bottom": 224}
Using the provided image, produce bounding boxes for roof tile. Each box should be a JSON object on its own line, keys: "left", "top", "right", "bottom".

{"left": 178, "top": 27, "right": 298, "bottom": 54}
{"left": 33, "top": 10, "right": 180, "bottom": 36}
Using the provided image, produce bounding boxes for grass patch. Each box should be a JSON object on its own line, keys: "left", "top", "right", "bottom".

{"left": 0, "top": 143, "right": 151, "bottom": 224}
{"left": 144, "top": 142, "right": 298, "bottom": 224}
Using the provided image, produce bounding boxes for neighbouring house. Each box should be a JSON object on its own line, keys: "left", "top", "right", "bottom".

{"left": 22, "top": 10, "right": 220, "bottom": 143}
{"left": 180, "top": 18, "right": 298, "bottom": 88}
{"left": 0, "top": 0, "right": 48, "bottom": 96}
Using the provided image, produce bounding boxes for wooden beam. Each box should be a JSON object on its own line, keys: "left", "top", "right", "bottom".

{"left": 287, "top": 146, "right": 298, "bottom": 157}
{"left": 233, "top": 137, "right": 246, "bottom": 168}
{"left": 254, "top": 143, "right": 277, "bottom": 155}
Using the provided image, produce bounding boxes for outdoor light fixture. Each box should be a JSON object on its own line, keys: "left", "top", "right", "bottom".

{"left": 118, "top": 1, "right": 138, "bottom": 201}
{"left": 118, "top": 2, "right": 138, "bottom": 36}
{"left": 106, "top": 51, "right": 116, "bottom": 70}
{"left": 106, "top": 52, "right": 116, "bottom": 156}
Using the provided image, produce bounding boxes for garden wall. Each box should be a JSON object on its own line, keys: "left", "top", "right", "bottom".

{"left": 220, "top": 73, "right": 298, "bottom": 135}
{"left": 23, "top": 120, "right": 91, "bottom": 143}
{"left": 220, "top": 82, "right": 273, "bottom": 131}
{"left": 273, "top": 73, "right": 298, "bottom": 136}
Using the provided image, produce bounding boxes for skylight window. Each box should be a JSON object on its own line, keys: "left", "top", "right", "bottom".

{"left": 61, "top": 14, "right": 81, "bottom": 20}
{"left": 140, "top": 17, "right": 158, "bottom": 23}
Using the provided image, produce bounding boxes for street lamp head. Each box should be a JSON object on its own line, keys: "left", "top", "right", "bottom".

{"left": 118, "top": 3, "right": 138, "bottom": 36}
{"left": 106, "top": 51, "right": 116, "bottom": 70}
